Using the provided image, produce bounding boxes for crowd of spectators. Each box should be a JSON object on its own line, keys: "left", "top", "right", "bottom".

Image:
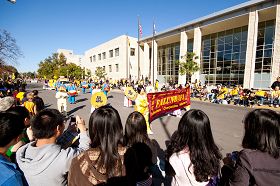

{"left": 189, "top": 77, "right": 280, "bottom": 108}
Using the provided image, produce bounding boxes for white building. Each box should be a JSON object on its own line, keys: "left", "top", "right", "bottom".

{"left": 83, "top": 35, "right": 140, "bottom": 81}
{"left": 57, "top": 49, "right": 83, "bottom": 67}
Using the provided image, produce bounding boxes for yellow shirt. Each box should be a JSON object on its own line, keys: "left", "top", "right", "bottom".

{"left": 217, "top": 87, "right": 228, "bottom": 99}
{"left": 134, "top": 94, "right": 148, "bottom": 115}
{"left": 16, "top": 92, "right": 25, "bottom": 101}
{"left": 271, "top": 90, "right": 280, "bottom": 98}
{"left": 230, "top": 88, "right": 239, "bottom": 96}
{"left": 255, "top": 90, "right": 266, "bottom": 97}
{"left": 24, "top": 101, "right": 36, "bottom": 115}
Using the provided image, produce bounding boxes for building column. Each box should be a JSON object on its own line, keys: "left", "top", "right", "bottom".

{"left": 144, "top": 43, "right": 150, "bottom": 80}
{"left": 179, "top": 31, "right": 188, "bottom": 85}
{"left": 243, "top": 8, "right": 258, "bottom": 89}
{"left": 271, "top": 0, "right": 280, "bottom": 84}
{"left": 151, "top": 40, "right": 158, "bottom": 85}
{"left": 192, "top": 27, "right": 202, "bottom": 83}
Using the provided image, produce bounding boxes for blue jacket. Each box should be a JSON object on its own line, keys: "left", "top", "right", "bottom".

{"left": 0, "top": 154, "right": 24, "bottom": 186}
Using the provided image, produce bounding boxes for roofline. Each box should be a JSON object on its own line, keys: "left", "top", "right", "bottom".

{"left": 140, "top": 0, "right": 268, "bottom": 41}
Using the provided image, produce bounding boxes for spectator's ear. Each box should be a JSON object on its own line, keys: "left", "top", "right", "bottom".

{"left": 56, "top": 124, "right": 64, "bottom": 137}
{"left": 24, "top": 117, "right": 30, "bottom": 127}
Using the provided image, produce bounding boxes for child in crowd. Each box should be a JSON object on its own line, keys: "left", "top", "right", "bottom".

{"left": 255, "top": 88, "right": 267, "bottom": 106}
{"left": 270, "top": 86, "right": 280, "bottom": 107}
{"left": 167, "top": 109, "right": 222, "bottom": 186}
{"left": 223, "top": 109, "right": 280, "bottom": 185}
{"left": 24, "top": 92, "right": 37, "bottom": 116}
{"left": 0, "top": 112, "right": 27, "bottom": 185}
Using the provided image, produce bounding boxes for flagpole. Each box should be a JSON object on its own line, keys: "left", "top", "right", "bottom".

{"left": 152, "top": 19, "right": 155, "bottom": 85}
{"left": 137, "top": 16, "right": 140, "bottom": 81}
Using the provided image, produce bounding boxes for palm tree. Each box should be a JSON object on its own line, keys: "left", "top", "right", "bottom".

{"left": 176, "top": 52, "right": 200, "bottom": 82}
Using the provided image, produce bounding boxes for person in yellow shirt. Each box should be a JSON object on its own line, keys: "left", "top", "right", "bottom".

{"left": 135, "top": 85, "right": 153, "bottom": 134}
{"left": 216, "top": 85, "right": 229, "bottom": 104}
{"left": 255, "top": 89, "right": 266, "bottom": 106}
{"left": 270, "top": 86, "right": 280, "bottom": 107}
{"left": 16, "top": 88, "right": 25, "bottom": 105}
{"left": 24, "top": 92, "right": 37, "bottom": 116}
{"left": 229, "top": 85, "right": 239, "bottom": 104}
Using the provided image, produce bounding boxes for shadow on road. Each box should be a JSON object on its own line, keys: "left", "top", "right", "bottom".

{"left": 159, "top": 117, "right": 172, "bottom": 141}
{"left": 67, "top": 105, "right": 86, "bottom": 115}
{"left": 75, "top": 98, "right": 88, "bottom": 103}
{"left": 44, "top": 104, "right": 52, "bottom": 109}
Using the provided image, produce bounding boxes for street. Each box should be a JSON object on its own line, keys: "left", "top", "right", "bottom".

{"left": 27, "top": 83, "right": 250, "bottom": 156}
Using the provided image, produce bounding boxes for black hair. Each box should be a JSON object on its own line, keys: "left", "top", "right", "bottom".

{"left": 89, "top": 105, "right": 124, "bottom": 178}
{"left": 167, "top": 109, "right": 222, "bottom": 182}
{"left": 7, "top": 106, "right": 30, "bottom": 126}
{"left": 124, "top": 142, "right": 153, "bottom": 184}
{"left": 31, "top": 109, "right": 64, "bottom": 139}
{"left": 124, "top": 111, "right": 150, "bottom": 147}
{"left": 242, "top": 109, "right": 280, "bottom": 158}
{"left": 32, "top": 90, "right": 39, "bottom": 96}
{"left": 0, "top": 112, "right": 25, "bottom": 147}
{"left": 137, "top": 85, "right": 144, "bottom": 94}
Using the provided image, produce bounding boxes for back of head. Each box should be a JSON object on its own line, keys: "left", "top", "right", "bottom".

{"left": 7, "top": 106, "right": 30, "bottom": 126}
{"left": 31, "top": 109, "right": 64, "bottom": 139}
{"left": 32, "top": 90, "right": 39, "bottom": 96}
{"left": 242, "top": 109, "right": 280, "bottom": 158}
{"left": 27, "top": 92, "right": 34, "bottom": 100}
{"left": 137, "top": 85, "right": 144, "bottom": 94}
{"left": 125, "top": 111, "right": 149, "bottom": 146}
{"left": 89, "top": 105, "right": 123, "bottom": 177}
{"left": 0, "top": 112, "right": 25, "bottom": 147}
{"left": 167, "top": 109, "right": 221, "bottom": 182}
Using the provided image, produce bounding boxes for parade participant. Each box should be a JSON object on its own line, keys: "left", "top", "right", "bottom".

{"left": 135, "top": 85, "right": 153, "bottom": 135}
{"left": 102, "top": 80, "right": 110, "bottom": 97}
{"left": 146, "top": 81, "right": 155, "bottom": 93}
{"left": 124, "top": 84, "right": 137, "bottom": 107}
{"left": 90, "top": 85, "right": 103, "bottom": 113}
{"left": 89, "top": 81, "right": 95, "bottom": 94}
{"left": 55, "top": 86, "right": 68, "bottom": 115}
{"left": 16, "top": 87, "right": 25, "bottom": 105}
{"left": 67, "top": 82, "right": 77, "bottom": 104}
{"left": 155, "top": 80, "right": 158, "bottom": 92}
{"left": 32, "top": 90, "right": 45, "bottom": 113}
{"left": 81, "top": 80, "right": 88, "bottom": 94}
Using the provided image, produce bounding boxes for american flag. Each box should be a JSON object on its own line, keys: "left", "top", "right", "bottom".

{"left": 139, "top": 23, "right": 143, "bottom": 38}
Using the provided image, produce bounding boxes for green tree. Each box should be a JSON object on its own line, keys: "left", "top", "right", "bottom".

{"left": 95, "top": 67, "right": 106, "bottom": 79}
{"left": 176, "top": 52, "right": 200, "bottom": 82}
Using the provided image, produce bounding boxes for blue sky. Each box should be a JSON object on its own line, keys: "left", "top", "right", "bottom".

{"left": 0, "top": 0, "right": 248, "bottom": 72}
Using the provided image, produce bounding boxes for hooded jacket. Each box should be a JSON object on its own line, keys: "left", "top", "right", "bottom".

{"left": 16, "top": 132, "right": 90, "bottom": 186}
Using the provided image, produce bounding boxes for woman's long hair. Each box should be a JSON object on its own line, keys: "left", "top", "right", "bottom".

{"left": 167, "top": 109, "right": 222, "bottom": 182}
{"left": 124, "top": 111, "right": 150, "bottom": 147}
{"left": 242, "top": 109, "right": 280, "bottom": 158}
{"left": 89, "top": 105, "right": 124, "bottom": 178}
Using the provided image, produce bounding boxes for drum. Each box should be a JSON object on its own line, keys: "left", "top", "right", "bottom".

{"left": 68, "top": 90, "right": 77, "bottom": 96}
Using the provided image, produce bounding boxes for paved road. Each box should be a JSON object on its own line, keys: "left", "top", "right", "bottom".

{"left": 27, "top": 83, "right": 250, "bottom": 156}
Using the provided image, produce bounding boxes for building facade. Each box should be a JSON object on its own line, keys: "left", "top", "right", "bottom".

{"left": 140, "top": 0, "right": 280, "bottom": 89}
{"left": 82, "top": 35, "right": 139, "bottom": 81}
{"left": 57, "top": 49, "right": 83, "bottom": 67}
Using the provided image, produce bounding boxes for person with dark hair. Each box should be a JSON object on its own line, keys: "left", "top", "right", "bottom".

{"left": 135, "top": 85, "right": 153, "bottom": 134}
{"left": 32, "top": 90, "right": 45, "bottom": 112}
{"left": 0, "top": 112, "right": 26, "bottom": 185}
{"left": 68, "top": 105, "right": 126, "bottom": 186}
{"left": 102, "top": 80, "right": 110, "bottom": 97}
{"left": 228, "top": 109, "right": 280, "bottom": 185}
{"left": 6, "top": 106, "right": 31, "bottom": 161}
{"left": 271, "top": 76, "right": 280, "bottom": 90}
{"left": 16, "top": 109, "right": 90, "bottom": 186}
{"left": 166, "top": 109, "right": 222, "bottom": 185}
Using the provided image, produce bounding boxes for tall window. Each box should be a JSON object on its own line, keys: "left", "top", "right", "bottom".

{"left": 158, "top": 42, "right": 180, "bottom": 83}
{"left": 90, "top": 56, "right": 92, "bottom": 62}
{"left": 93, "top": 55, "right": 96, "bottom": 62}
{"left": 130, "top": 48, "right": 135, "bottom": 56}
{"left": 102, "top": 52, "right": 106, "bottom": 59}
{"left": 254, "top": 20, "right": 275, "bottom": 88}
{"left": 115, "top": 48, "right": 119, "bottom": 56}
{"left": 103, "top": 66, "right": 105, "bottom": 71}
{"left": 201, "top": 26, "right": 248, "bottom": 85}
{"left": 109, "top": 50, "right": 113, "bottom": 58}
{"left": 187, "top": 39, "right": 193, "bottom": 53}
{"left": 98, "top": 54, "right": 101, "bottom": 60}
{"left": 115, "top": 64, "right": 119, "bottom": 72}
{"left": 109, "top": 65, "right": 112, "bottom": 72}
